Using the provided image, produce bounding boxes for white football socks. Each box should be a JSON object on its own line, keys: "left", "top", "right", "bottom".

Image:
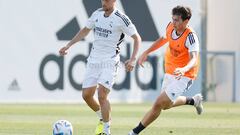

{"left": 103, "top": 121, "right": 110, "bottom": 134}
{"left": 96, "top": 110, "right": 103, "bottom": 120}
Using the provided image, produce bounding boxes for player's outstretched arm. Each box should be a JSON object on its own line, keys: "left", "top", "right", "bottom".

{"left": 125, "top": 33, "right": 141, "bottom": 72}
{"left": 59, "top": 27, "right": 91, "bottom": 56}
{"left": 138, "top": 36, "right": 167, "bottom": 67}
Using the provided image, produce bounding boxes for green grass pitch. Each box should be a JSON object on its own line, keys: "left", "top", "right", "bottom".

{"left": 0, "top": 103, "right": 240, "bottom": 135}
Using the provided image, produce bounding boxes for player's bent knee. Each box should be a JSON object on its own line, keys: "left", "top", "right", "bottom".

{"left": 82, "top": 93, "right": 89, "bottom": 101}
{"left": 153, "top": 102, "right": 165, "bottom": 110}
{"left": 162, "top": 102, "right": 173, "bottom": 110}
{"left": 153, "top": 100, "right": 172, "bottom": 110}
{"left": 82, "top": 90, "right": 92, "bottom": 101}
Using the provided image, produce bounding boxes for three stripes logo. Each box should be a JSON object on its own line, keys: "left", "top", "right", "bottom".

{"left": 56, "top": 0, "right": 159, "bottom": 41}
{"left": 8, "top": 79, "right": 20, "bottom": 91}
{"left": 188, "top": 33, "right": 196, "bottom": 45}
{"left": 114, "top": 11, "right": 130, "bottom": 27}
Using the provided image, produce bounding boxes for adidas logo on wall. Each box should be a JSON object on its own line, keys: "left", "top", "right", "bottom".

{"left": 56, "top": 0, "right": 159, "bottom": 42}
{"left": 8, "top": 79, "right": 20, "bottom": 91}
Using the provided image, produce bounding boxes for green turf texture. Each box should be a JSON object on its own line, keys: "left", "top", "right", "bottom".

{"left": 0, "top": 103, "right": 239, "bottom": 135}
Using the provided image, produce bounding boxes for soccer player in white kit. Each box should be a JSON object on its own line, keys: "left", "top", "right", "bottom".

{"left": 59, "top": 0, "right": 141, "bottom": 135}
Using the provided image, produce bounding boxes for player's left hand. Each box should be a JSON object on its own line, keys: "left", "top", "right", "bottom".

{"left": 173, "top": 67, "right": 186, "bottom": 80}
{"left": 125, "top": 58, "right": 136, "bottom": 72}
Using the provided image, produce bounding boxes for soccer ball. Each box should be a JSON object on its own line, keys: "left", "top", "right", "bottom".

{"left": 52, "top": 120, "right": 73, "bottom": 135}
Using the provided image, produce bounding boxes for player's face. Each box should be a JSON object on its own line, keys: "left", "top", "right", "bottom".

{"left": 172, "top": 15, "right": 188, "bottom": 31}
{"left": 101, "top": 0, "right": 115, "bottom": 11}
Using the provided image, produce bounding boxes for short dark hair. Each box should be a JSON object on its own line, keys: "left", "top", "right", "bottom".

{"left": 172, "top": 5, "right": 192, "bottom": 21}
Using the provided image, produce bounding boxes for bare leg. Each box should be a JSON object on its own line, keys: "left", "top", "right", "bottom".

{"left": 98, "top": 84, "right": 111, "bottom": 134}
{"left": 98, "top": 84, "right": 111, "bottom": 122}
{"left": 141, "top": 91, "right": 173, "bottom": 127}
{"left": 82, "top": 86, "right": 100, "bottom": 111}
{"left": 129, "top": 91, "right": 173, "bottom": 134}
{"left": 171, "top": 95, "right": 203, "bottom": 115}
{"left": 171, "top": 96, "right": 187, "bottom": 107}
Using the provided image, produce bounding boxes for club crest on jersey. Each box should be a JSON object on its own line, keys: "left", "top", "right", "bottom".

{"left": 105, "top": 81, "right": 110, "bottom": 85}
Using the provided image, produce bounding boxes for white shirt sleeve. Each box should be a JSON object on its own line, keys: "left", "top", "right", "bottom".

{"left": 85, "top": 11, "right": 98, "bottom": 29}
{"left": 120, "top": 15, "right": 137, "bottom": 36}
{"left": 185, "top": 32, "right": 200, "bottom": 52}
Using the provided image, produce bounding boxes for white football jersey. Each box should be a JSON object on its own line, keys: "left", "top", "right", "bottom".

{"left": 85, "top": 8, "right": 137, "bottom": 62}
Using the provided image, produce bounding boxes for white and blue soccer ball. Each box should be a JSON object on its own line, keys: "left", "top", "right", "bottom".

{"left": 53, "top": 120, "right": 73, "bottom": 135}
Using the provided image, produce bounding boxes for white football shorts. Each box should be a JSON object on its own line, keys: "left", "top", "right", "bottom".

{"left": 162, "top": 73, "right": 193, "bottom": 101}
{"left": 82, "top": 60, "right": 120, "bottom": 91}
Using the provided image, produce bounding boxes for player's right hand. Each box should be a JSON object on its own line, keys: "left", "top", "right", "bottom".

{"left": 138, "top": 52, "right": 148, "bottom": 67}
{"left": 59, "top": 46, "right": 69, "bottom": 56}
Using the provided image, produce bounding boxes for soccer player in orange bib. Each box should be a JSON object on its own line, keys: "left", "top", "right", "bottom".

{"left": 128, "top": 5, "right": 203, "bottom": 135}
